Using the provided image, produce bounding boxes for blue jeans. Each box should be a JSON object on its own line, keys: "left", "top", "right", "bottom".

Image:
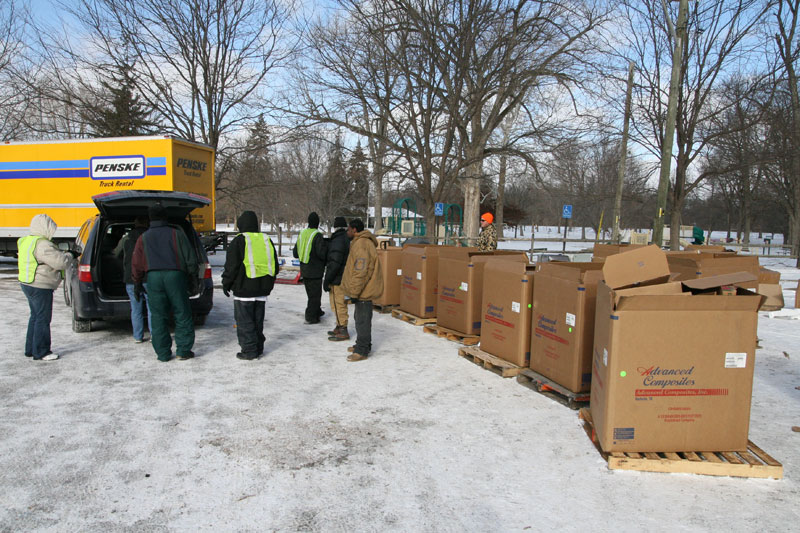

{"left": 21, "top": 284, "right": 54, "bottom": 359}
{"left": 125, "top": 283, "right": 151, "bottom": 341}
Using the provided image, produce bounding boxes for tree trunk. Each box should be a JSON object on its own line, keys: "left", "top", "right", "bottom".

{"left": 670, "top": 208, "right": 681, "bottom": 250}
{"left": 496, "top": 154, "right": 507, "bottom": 231}
{"left": 463, "top": 155, "right": 483, "bottom": 246}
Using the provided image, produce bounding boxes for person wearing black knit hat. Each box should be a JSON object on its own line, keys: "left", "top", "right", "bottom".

{"left": 324, "top": 216, "right": 350, "bottom": 341}
{"left": 293, "top": 211, "right": 328, "bottom": 324}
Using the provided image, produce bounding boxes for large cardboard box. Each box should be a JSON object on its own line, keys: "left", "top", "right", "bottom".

{"left": 479, "top": 261, "right": 536, "bottom": 367}
{"left": 399, "top": 246, "right": 441, "bottom": 318}
{"left": 375, "top": 245, "right": 404, "bottom": 307}
{"left": 591, "top": 243, "right": 645, "bottom": 262}
{"left": 667, "top": 253, "right": 760, "bottom": 289}
{"left": 530, "top": 262, "right": 604, "bottom": 393}
{"left": 590, "top": 246, "right": 763, "bottom": 452}
{"left": 758, "top": 268, "right": 784, "bottom": 311}
{"left": 437, "top": 249, "right": 528, "bottom": 334}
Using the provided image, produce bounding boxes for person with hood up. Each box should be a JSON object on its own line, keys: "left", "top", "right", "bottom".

{"left": 340, "top": 218, "right": 383, "bottom": 361}
{"left": 131, "top": 203, "right": 198, "bottom": 362}
{"left": 221, "top": 211, "right": 279, "bottom": 360}
{"left": 293, "top": 211, "right": 328, "bottom": 324}
{"left": 324, "top": 216, "right": 351, "bottom": 341}
{"left": 17, "top": 214, "right": 76, "bottom": 361}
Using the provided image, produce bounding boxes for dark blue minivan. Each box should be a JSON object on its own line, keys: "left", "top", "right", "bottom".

{"left": 65, "top": 190, "right": 214, "bottom": 332}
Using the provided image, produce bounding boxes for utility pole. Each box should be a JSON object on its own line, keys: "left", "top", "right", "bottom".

{"left": 613, "top": 61, "right": 635, "bottom": 244}
{"left": 653, "top": 0, "right": 689, "bottom": 247}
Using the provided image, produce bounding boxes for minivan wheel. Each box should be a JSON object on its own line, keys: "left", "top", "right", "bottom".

{"left": 72, "top": 305, "right": 91, "bottom": 333}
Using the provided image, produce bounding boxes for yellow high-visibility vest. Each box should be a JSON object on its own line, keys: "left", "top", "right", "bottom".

{"left": 296, "top": 228, "right": 320, "bottom": 263}
{"left": 241, "top": 232, "right": 276, "bottom": 278}
{"left": 17, "top": 235, "right": 43, "bottom": 283}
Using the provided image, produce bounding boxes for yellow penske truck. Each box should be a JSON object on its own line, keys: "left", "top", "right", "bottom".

{"left": 0, "top": 136, "right": 215, "bottom": 254}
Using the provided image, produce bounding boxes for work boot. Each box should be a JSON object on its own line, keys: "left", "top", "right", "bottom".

{"left": 347, "top": 352, "right": 368, "bottom": 362}
{"left": 328, "top": 325, "right": 350, "bottom": 342}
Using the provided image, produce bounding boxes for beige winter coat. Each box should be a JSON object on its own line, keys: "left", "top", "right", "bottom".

{"left": 341, "top": 230, "right": 383, "bottom": 301}
{"left": 22, "top": 214, "right": 74, "bottom": 290}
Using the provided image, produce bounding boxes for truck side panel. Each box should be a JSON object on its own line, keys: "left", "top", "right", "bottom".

{"left": 0, "top": 138, "right": 174, "bottom": 237}
{"left": 171, "top": 141, "right": 215, "bottom": 233}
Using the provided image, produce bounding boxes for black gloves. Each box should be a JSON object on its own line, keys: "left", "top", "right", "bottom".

{"left": 134, "top": 283, "right": 146, "bottom": 302}
{"left": 323, "top": 280, "right": 330, "bottom": 292}
{"left": 223, "top": 287, "right": 230, "bottom": 297}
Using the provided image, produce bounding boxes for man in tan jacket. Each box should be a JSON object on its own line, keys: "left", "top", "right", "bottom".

{"left": 340, "top": 219, "right": 383, "bottom": 361}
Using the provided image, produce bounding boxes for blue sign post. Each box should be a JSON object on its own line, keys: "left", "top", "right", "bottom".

{"left": 562, "top": 204, "right": 573, "bottom": 251}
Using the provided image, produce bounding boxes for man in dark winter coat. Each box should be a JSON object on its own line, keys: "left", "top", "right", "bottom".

{"left": 221, "top": 211, "right": 279, "bottom": 360}
{"left": 324, "top": 216, "right": 350, "bottom": 341}
{"left": 132, "top": 203, "right": 198, "bottom": 362}
{"left": 293, "top": 211, "right": 328, "bottom": 324}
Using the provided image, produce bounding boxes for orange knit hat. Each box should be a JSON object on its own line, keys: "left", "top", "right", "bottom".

{"left": 481, "top": 212, "right": 494, "bottom": 224}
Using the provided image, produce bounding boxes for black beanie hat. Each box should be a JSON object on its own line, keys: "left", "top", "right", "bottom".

{"left": 333, "top": 216, "right": 347, "bottom": 228}
{"left": 308, "top": 211, "right": 320, "bottom": 228}
{"left": 148, "top": 203, "right": 168, "bottom": 221}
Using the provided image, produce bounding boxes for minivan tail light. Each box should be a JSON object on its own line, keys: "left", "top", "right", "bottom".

{"left": 78, "top": 264, "right": 92, "bottom": 282}
{"left": 203, "top": 263, "right": 212, "bottom": 279}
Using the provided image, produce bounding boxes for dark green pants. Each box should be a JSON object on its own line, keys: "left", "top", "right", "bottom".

{"left": 145, "top": 270, "right": 194, "bottom": 360}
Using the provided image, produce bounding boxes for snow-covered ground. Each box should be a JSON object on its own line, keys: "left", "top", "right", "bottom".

{"left": 0, "top": 231, "right": 798, "bottom": 531}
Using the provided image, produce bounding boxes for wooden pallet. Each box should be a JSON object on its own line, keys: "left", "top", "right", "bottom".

{"left": 391, "top": 308, "right": 437, "bottom": 326}
{"left": 422, "top": 324, "right": 480, "bottom": 346}
{"left": 373, "top": 303, "right": 398, "bottom": 314}
{"left": 516, "top": 368, "right": 590, "bottom": 410}
{"left": 578, "top": 409, "right": 783, "bottom": 479}
{"left": 457, "top": 346, "right": 523, "bottom": 378}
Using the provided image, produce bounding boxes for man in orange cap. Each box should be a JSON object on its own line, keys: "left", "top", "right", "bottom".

{"left": 477, "top": 212, "right": 497, "bottom": 251}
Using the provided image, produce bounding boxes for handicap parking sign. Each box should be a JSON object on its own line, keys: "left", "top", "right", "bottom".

{"left": 434, "top": 202, "right": 444, "bottom": 216}
{"left": 562, "top": 204, "right": 573, "bottom": 219}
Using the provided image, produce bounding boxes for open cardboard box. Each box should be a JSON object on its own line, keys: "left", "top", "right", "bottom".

{"left": 437, "top": 249, "right": 528, "bottom": 335}
{"left": 590, "top": 245, "right": 764, "bottom": 453}
{"left": 666, "top": 252, "right": 760, "bottom": 289}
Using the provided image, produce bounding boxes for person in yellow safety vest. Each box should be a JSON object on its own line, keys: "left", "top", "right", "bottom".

{"left": 17, "top": 214, "right": 76, "bottom": 361}
{"left": 221, "top": 211, "right": 280, "bottom": 360}
{"left": 293, "top": 211, "right": 328, "bottom": 324}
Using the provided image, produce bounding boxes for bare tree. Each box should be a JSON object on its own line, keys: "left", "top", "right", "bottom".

{"left": 0, "top": 0, "right": 31, "bottom": 140}
{"left": 619, "top": 0, "right": 772, "bottom": 249}
{"left": 27, "top": 0, "right": 294, "bottom": 190}
{"left": 774, "top": 0, "right": 800, "bottom": 261}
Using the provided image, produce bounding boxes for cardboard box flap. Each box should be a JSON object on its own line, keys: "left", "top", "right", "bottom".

{"left": 437, "top": 247, "right": 482, "bottom": 260}
{"left": 471, "top": 253, "right": 528, "bottom": 266}
{"left": 602, "top": 245, "right": 670, "bottom": 289}
{"left": 681, "top": 272, "right": 758, "bottom": 291}
{"left": 537, "top": 262, "right": 604, "bottom": 283}
{"left": 484, "top": 258, "right": 533, "bottom": 278}
{"left": 759, "top": 267, "right": 781, "bottom": 284}
{"left": 617, "top": 293, "right": 763, "bottom": 312}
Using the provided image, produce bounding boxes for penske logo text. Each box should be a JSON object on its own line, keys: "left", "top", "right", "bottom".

{"left": 90, "top": 155, "right": 146, "bottom": 180}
